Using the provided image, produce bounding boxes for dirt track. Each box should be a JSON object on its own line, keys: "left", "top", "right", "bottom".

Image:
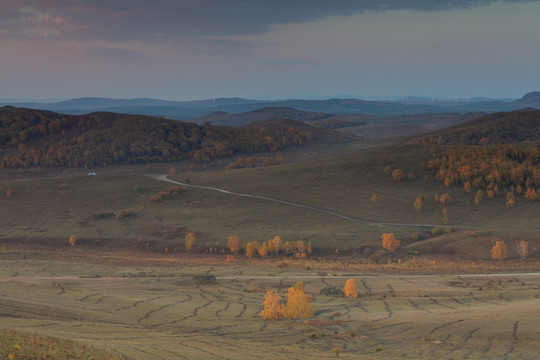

{"left": 148, "top": 174, "right": 540, "bottom": 233}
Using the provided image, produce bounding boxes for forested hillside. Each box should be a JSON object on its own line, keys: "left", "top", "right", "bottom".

{"left": 0, "top": 106, "right": 312, "bottom": 168}
{"left": 408, "top": 109, "right": 540, "bottom": 145}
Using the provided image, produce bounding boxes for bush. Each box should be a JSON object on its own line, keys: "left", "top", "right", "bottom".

{"left": 431, "top": 226, "right": 451, "bottom": 236}
{"left": 319, "top": 287, "right": 344, "bottom": 296}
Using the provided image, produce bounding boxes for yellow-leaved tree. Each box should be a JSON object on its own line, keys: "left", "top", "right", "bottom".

{"left": 491, "top": 240, "right": 508, "bottom": 260}
{"left": 245, "top": 241, "right": 259, "bottom": 258}
{"left": 259, "top": 290, "right": 284, "bottom": 320}
{"left": 257, "top": 242, "right": 268, "bottom": 258}
{"left": 185, "top": 232, "right": 195, "bottom": 252}
{"left": 382, "top": 233, "right": 400, "bottom": 252}
{"left": 282, "top": 281, "right": 313, "bottom": 320}
{"left": 69, "top": 235, "right": 77, "bottom": 246}
{"left": 268, "top": 235, "right": 281, "bottom": 255}
{"left": 343, "top": 279, "right": 358, "bottom": 299}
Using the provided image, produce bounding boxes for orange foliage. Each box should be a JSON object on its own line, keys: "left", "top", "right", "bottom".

{"left": 227, "top": 235, "right": 242, "bottom": 254}
{"left": 518, "top": 240, "right": 528, "bottom": 260}
{"left": 524, "top": 188, "right": 538, "bottom": 200}
{"left": 225, "top": 255, "right": 234, "bottom": 264}
{"left": 257, "top": 242, "right": 268, "bottom": 257}
{"left": 5, "top": 188, "right": 13, "bottom": 197}
{"left": 371, "top": 194, "right": 377, "bottom": 203}
{"left": 245, "top": 241, "right": 259, "bottom": 258}
{"left": 413, "top": 196, "right": 423, "bottom": 212}
{"left": 282, "top": 282, "right": 313, "bottom": 320}
{"left": 68, "top": 235, "right": 76, "bottom": 246}
{"left": 343, "top": 279, "right": 358, "bottom": 299}
{"left": 392, "top": 169, "right": 404, "bottom": 182}
{"left": 382, "top": 233, "right": 400, "bottom": 252}
{"left": 491, "top": 240, "right": 508, "bottom": 260}
{"left": 259, "top": 290, "right": 284, "bottom": 320}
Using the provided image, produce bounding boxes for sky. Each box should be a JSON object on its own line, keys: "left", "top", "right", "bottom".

{"left": 1, "top": 0, "right": 539, "bottom": 101}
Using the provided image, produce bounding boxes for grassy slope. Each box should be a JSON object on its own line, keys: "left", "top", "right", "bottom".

{"left": 2, "top": 143, "right": 539, "bottom": 258}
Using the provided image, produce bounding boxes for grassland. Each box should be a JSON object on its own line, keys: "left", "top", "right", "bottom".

{"left": 2, "top": 141, "right": 540, "bottom": 359}
{"left": 1, "top": 256, "right": 540, "bottom": 359}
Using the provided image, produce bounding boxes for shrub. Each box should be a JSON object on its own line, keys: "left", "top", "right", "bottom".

{"left": 431, "top": 226, "right": 451, "bottom": 236}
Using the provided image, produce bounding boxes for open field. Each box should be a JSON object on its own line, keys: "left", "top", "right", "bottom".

{"left": 1, "top": 255, "right": 540, "bottom": 359}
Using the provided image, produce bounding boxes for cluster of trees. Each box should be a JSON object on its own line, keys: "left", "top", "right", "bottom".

{"left": 260, "top": 281, "right": 313, "bottom": 320}
{"left": 0, "top": 107, "right": 71, "bottom": 147}
{"left": 225, "top": 155, "right": 283, "bottom": 170}
{"left": 0, "top": 108, "right": 313, "bottom": 168}
{"left": 227, "top": 235, "right": 312, "bottom": 258}
{"left": 150, "top": 186, "right": 187, "bottom": 201}
{"left": 426, "top": 145, "right": 540, "bottom": 200}
{"left": 261, "top": 279, "right": 359, "bottom": 321}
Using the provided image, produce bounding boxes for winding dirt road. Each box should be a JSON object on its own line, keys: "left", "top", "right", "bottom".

{"left": 147, "top": 174, "right": 540, "bottom": 233}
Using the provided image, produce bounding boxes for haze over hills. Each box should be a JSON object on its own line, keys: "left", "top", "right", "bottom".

{"left": 1, "top": 92, "right": 538, "bottom": 120}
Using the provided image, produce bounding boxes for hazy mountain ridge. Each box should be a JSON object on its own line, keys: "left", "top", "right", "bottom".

{"left": 2, "top": 92, "right": 538, "bottom": 120}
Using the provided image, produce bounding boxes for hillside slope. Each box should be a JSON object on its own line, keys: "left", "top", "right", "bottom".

{"left": 0, "top": 106, "right": 316, "bottom": 168}
{"left": 407, "top": 109, "right": 540, "bottom": 145}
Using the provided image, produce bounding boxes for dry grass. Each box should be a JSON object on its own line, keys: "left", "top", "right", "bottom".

{"left": 1, "top": 256, "right": 540, "bottom": 359}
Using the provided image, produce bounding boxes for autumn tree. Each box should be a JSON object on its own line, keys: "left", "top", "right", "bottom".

{"left": 439, "top": 193, "right": 452, "bottom": 205}
{"left": 524, "top": 188, "right": 538, "bottom": 200}
{"left": 343, "top": 279, "right": 358, "bottom": 299}
{"left": 392, "top": 169, "right": 404, "bottom": 182}
{"left": 413, "top": 196, "right": 424, "bottom": 212}
{"left": 259, "top": 290, "right": 284, "bottom": 320}
{"left": 442, "top": 208, "right": 449, "bottom": 224}
{"left": 257, "top": 242, "right": 268, "bottom": 258}
{"left": 371, "top": 194, "right": 377, "bottom": 203}
{"left": 506, "top": 192, "right": 515, "bottom": 208}
{"left": 245, "top": 241, "right": 259, "bottom": 258}
{"left": 282, "top": 281, "right": 313, "bottom": 320}
{"left": 185, "top": 232, "right": 195, "bottom": 252}
{"left": 517, "top": 240, "right": 528, "bottom": 260}
{"left": 491, "top": 240, "right": 508, "bottom": 260}
{"left": 227, "top": 235, "right": 242, "bottom": 254}
{"left": 475, "top": 190, "right": 483, "bottom": 207}
{"left": 69, "top": 235, "right": 76, "bottom": 246}
{"left": 268, "top": 235, "right": 282, "bottom": 255}
{"left": 382, "top": 233, "right": 400, "bottom": 252}
{"left": 5, "top": 188, "right": 13, "bottom": 197}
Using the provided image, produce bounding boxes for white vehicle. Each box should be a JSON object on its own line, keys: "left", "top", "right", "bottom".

{"left": 88, "top": 171, "right": 96, "bottom": 176}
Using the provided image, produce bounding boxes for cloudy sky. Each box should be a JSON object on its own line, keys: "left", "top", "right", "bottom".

{"left": 1, "top": 0, "right": 539, "bottom": 101}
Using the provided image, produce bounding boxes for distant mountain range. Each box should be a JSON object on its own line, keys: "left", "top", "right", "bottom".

{"left": 1, "top": 92, "right": 538, "bottom": 120}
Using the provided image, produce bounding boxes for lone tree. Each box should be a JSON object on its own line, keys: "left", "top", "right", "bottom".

{"left": 517, "top": 240, "right": 528, "bottom": 260}
{"left": 185, "top": 232, "right": 195, "bottom": 252}
{"left": 343, "top": 279, "right": 358, "bottom": 299}
{"left": 227, "top": 235, "right": 242, "bottom": 254}
{"left": 413, "top": 196, "right": 424, "bottom": 212}
{"left": 491, "top": 240, "right": 508, "bottom": 260}
{"left": 382, "top": 233, "right": 400, "bottom": 252}
{"left": 69, "top": 235, "right": 76, "bottom": 246}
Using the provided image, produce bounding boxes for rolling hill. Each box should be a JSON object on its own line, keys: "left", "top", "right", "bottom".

{"left": 0, "top": 106, "right": 320, "bottom": 168}
{"left": 407, "top": 109, "right": 540, "bottom": 145}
